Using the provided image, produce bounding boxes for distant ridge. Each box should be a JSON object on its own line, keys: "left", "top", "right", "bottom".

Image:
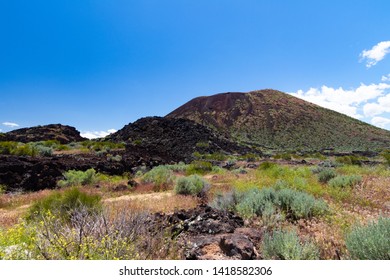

{"left": 0, "top": 124, "right": 87, "bottom": 144}
{"left": 167, "top": 89, "right": 390, "bottom": 152}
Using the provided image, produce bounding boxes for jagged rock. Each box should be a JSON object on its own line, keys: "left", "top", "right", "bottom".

{"left": 0, "top": 153, "right": 137, "bottom": 192}
{"left": 185, "top": 227, "right": 263, "bottom": 260}
{"left": 106, "top": 117, "right": 250, "bottom": 163}
{"left": 152, "top": 205, "right": 263, "bottom": 260}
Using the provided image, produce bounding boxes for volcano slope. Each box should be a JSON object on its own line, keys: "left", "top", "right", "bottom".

{"left": 167, "top": 89, "right": 390, "bottom": 152}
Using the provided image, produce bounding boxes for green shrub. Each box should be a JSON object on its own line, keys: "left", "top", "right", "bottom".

{"left": 0, "top": 141, "right": 18, "bottom": 154}
{"left": 336, "top": 155, "right": 361, "bottom": 166}
{"left": 26, "top": 188, "right": 102, "bottom": 222}
{"left": 317, "top": 168, "right": 337, "bottom": 183}
{"left": 382, "top": 151, "right": 390, "bottom": 166}
{"left": 142, "top": 166, "right": 175, "bottom": 191}
{"left": 0, "top": 184, "right": 6, "bottom": 194}
{"left": 236, "top": 188, "right": 277, "bottom": 218}
{"left": 328, "top": 175, "right": 362, "bottom": 188}
{"left": 163, "top": 162, "right": 188, "bottom": 172}
{"left": 258, "top": 161, "right": 277, "bottom": 170}
{"left": 174, "top": 175, "right": 208, "bottom": 196}
{"left": 346, "top": 217, "right": 390, "bottom": 260}
{"left": 14, "top": 144, "right": 38, "bottom": 157}
{"left": 226, "top": 187, "right": 328, "bottom": 220}
{"left": 262, "top": 230, "right": 320, "bottom": 260}
{"left": 274, "top": 153, "right": 292, "bottom": 160}
{"left": 195, "top": 141, "right": 209, "bottom": 148}
{"left": 210, "top": 190, "right": 242, "bottom": 212}
{"left": 186, "top": 160, "right": 213, "bottom": 175}
{"left": 57, "top": 169, "right": 98, "bottom": 188}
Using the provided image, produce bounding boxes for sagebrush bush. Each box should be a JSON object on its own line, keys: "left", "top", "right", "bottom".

{"left": 328, "top": 175, "right": 362, "bottom": 188}
{"left": 57, "top": 169, "right": 98, "bottom": 187}
{"left": 346, "top": 217, "right": 390, "bottom": 260}
{"left": 174, "top": 175, "right": 208, "bottom": 196}
{"left": 163, "top": 162, "right": 188, "bottom": 172}
{"left": 262, "top": 230, "right": 320, "bottom": 260}
{"left": 26, "top": 188, "right": 102, "bottom": 222}
{"left": 210, "top": 190, "right": 242, "bottom": 212}
{"left": 186, "top": 160, "right": 213, "bottom": 175}
{"left": 217, "top": 187, "right": 328, "bottom": 220}
{"left": 317, "top": 168, "right": 336, "bottom": 183}
{"left": 142, "top": 166, "right": 175, "bottom": 191}
{"left": 236, "top": 188, "right": 277, "bottom": 218}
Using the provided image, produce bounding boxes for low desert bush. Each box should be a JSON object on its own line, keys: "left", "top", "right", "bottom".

{"left": 382, "top": 150, "right": 390, "bottom": 166}
{"left": 262, "top": 230, "right": 320, "bottom": 260}
{"left": 317, "top": 168, "right": 337, "bottom": 183}
{"left": 26, "top": 188, "right": 102, "bottom": 222}
{"left": 174, "top": 175, "right": 208, "bottom": 196}
{"left": 57, "top": 169, "right": 98, "bottom": 187}
{"left": 186, "top": 160, "right": 213, "bottom": 175}
{"left": 258, "top": 161, "right": 277, "bottom": 170}
{"left": 328, "top": 175, "right": 362, "bottom": 188}
{"left": 345, "top": 217, "right": 390, "bottom": 260}
{"left": 336, "top": 155, "right": 361, "bottom": 166}
{"left": 142, "top": 166, "right": 175, "bottom": 191}
{"left": 219, "top": 187, "right": 328, "bottom": 220}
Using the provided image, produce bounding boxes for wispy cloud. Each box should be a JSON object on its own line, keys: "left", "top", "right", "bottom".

{"left": 363, "top": 93, "right": 390, "bottom": 117}
{"left": 81, "top": 129, "right": 117, "bottom": 139}
{"left": 289, "top": 83, "right": 390, "bottom": 119}
{"left": 2, "top": 122, "right": 20, "bottom": 128}
{"left": 360, "top": 41, "right": 390, "bottom": 68}
{"left": 371, "top": 116, "right": 390, "bottom": 129}
{"left": 382, "top": 74, "right": 390, "bottom": 82}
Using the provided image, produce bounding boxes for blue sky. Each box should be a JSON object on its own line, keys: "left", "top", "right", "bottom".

{"left": 1, "top": 0, "right": 390, "bottom": 138}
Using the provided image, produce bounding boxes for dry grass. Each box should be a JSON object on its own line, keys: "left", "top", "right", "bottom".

{"left": 105, "top": 192, "right": 198, "bottom": 214}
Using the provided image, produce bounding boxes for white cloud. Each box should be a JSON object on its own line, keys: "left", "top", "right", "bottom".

{"left": 360, "top": 41, "right": 390, "bottom": 68}
{"left": 2, "top": 122, "right": 20, "bottom": 128}
{"left": 0, "top": 129, "right": 2, "bottom": 132}
{"left": 382, "top": 74, "right": 390, "bottom": 82}
{"left": 363, "top": 93, "right": 390, "bottom": 117}
{"left": 289, "top": 83, "right": 390, "bottom": 119}
{"left": 371, "top": 116, "right": 390, "bottom": 129}
{"left": 81, "top": 129, "right": 117, "bottom": 139}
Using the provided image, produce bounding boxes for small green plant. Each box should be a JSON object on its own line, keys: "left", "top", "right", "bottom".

{"left": 195, "top": 141, "right": 209, "bottom": 148}
{"left": 262, "top": 230, "right": 320, "bottom": 260}
{"left": 381, "top": 150, "right": 390, "bottom": 166}
{"left": 258, "top": 161, "right": 277, "bottom": 170}
{"left": 345, "top": 217, "right": 390, "bottom": 260}
{"left": 163, "top": 162, "right": 188, "bottom": 172}
{"left": 336, "top": 155, "right": 361, "bottom": 166}
{"left": 317, "top": 168, "right": 337, "bottom": 183}
{"left": 186, "top": 160, "right": 213, "bottom": 175}
{"left": 142, "top": 166, "right": 175, "bottom": 191}
{"left": 57, "top": 169, "right": 98, "bottom": 188}
{"left": 0, "top": 184, "right": 6, "bottom": 194}
{"left": 174, "top": 175, "right": 208, "bottom": 196}
{"left": 26, "top": 187, "right": 102, "bottom": 222}
{"left": 328, "top": 175, "right": 362, "bottom": 188}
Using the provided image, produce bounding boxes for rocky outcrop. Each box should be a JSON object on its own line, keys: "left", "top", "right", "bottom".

{"left": 153, "top": 205, "right": 263, "bottom": 260}
{"left": 106, "top": 117, "right": 250, "bottom": 163}
{"left": 0, "top": 153, "right": 137, "bottom": 192}
{"left": 2, "top": 124, "right": 87, "bottom": 144}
